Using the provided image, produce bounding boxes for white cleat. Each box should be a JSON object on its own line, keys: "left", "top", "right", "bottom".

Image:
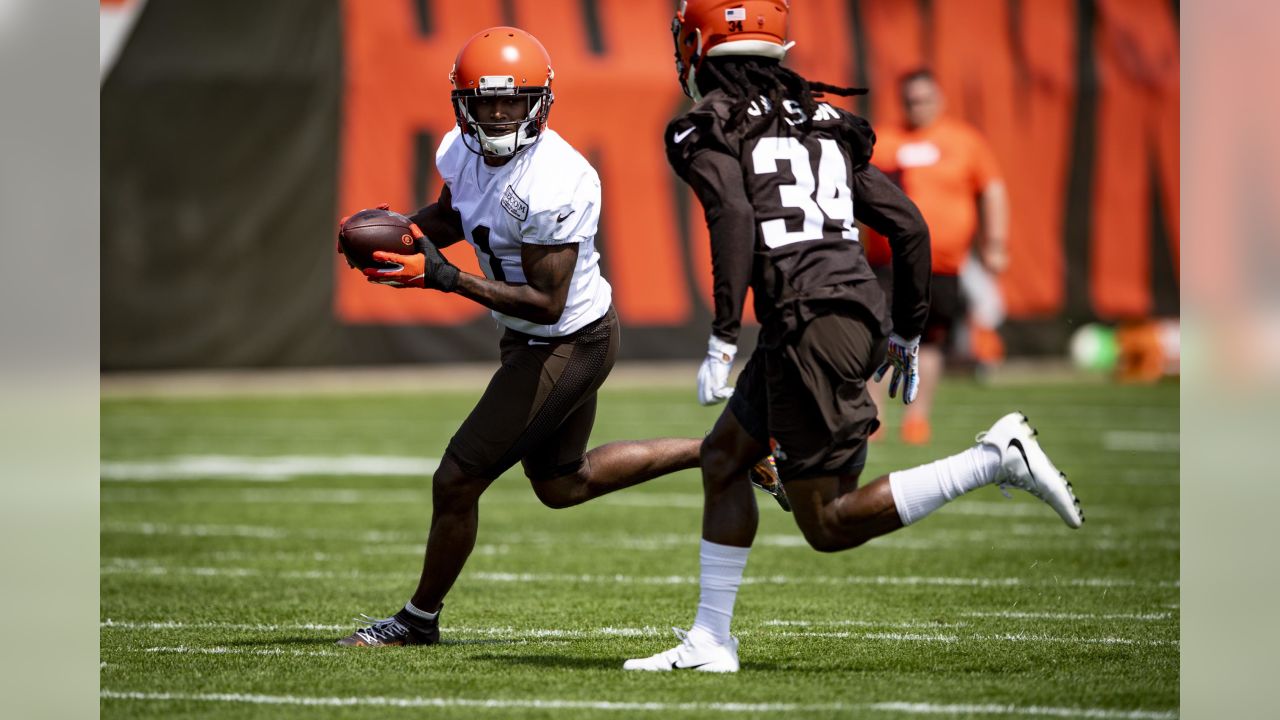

{"left": 622, "top": 628, "right": 740, "bottom": 673}
{"left": 977, "top": 412, "right": 1084, "bottom": 529}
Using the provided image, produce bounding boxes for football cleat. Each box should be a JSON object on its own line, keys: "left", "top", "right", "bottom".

{"left": 622, "top": 628, "right": 740, "bottom": 672}
{"left": 749, "top": 454, "right": 791, "bottom": 512}
{"left": 335, "top": 610, "right": 439, "bottom": 647}
{"left": 977, "top": 412, "right": 1084, "bottom": 529}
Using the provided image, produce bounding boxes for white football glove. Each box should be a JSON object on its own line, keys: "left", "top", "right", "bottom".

{"left": 873, "top": 333, "right": 921, "bottom": 405}
{"left": 696, "top": 335, "right": 737, "bottom": 406}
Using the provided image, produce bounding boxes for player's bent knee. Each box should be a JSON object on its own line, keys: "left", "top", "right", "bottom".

{"left": 527, "top": 456, "right": 591, "bottom": 507}
{"left": 795, "top": 513, "right": 859, "bottom": 553}
{"left": 529, "top": 465, "right": 590, "bottom": 510}
{"left": 530, "top": 480, "right": 578, "bottom": 510}
{"left": 430, "top": 456, "right": 486, "bottom": 514}
{"left": 700, "top": 437, "right": 748, "bottom": 488}
{"left": 801, "top": 529, "right": 847, "bottom": 553}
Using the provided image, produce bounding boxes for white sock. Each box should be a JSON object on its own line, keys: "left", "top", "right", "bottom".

{"left": 889, "top": 445, "right": 1002, "bottom": 525}
{"left": 403, "top": 601, "right": 439, "bottom": 622}
{"left": 688, "top": 539, "right": 750, "bottom": 646}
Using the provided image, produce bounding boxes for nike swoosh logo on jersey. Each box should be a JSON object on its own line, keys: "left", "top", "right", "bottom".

{"left": 556, "top": 209, "right": 576, "bottom": 223}
{"left": 673, "top": 127, "right": 695, "bottom": 144}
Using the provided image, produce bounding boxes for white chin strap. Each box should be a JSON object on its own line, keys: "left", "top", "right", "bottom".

{"left": 469, "top": 97, "right": 544, "bottom": 158}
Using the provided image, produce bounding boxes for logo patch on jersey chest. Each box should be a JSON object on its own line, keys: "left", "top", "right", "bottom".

{"left": 500, "top": 185, "right": 529, "bottom": 221}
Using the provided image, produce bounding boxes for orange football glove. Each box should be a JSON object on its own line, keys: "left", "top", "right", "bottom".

{"left": 363, "top": 222, "right": 460, "bottom": 292}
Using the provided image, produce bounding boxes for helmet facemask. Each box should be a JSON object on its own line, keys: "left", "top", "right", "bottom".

{"left": 451, "top": 75, "right": 553, "bottom": 159}
{"left": 671, "top": 9, "right": 705, "bottom": 101}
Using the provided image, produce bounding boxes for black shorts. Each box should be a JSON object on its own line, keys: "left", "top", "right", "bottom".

{"left": 728, "top": 309, "right": 887, "bottom": 481}
{"left": 446, "top": 307, "right": 619, "bottom": 481}
{"left": 875, "top": 265, "right": 965, "bottom": 348}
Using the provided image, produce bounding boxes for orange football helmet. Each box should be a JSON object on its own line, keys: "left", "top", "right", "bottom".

{"left": 671, "top": 0, "right": 793, "bottom": 100}
{"left": 449, "top": 27, "right": 555, "bottom": 157}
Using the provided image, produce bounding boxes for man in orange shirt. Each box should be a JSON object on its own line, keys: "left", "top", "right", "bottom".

{"left": 870, "top": 69, "right": 1009, "bottom": 444}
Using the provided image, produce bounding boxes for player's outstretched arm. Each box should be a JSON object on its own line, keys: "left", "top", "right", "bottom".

{"left": 451, "top": 242, "right": 577, "bottom": 326}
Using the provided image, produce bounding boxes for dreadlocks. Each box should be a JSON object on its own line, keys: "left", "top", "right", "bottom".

{"left": 696, "top": 57, "right": 866, "bottom": 139}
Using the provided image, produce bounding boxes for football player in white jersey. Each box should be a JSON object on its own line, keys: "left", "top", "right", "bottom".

{"left": 334, "top": 27, "right": 773, "bottom": 648}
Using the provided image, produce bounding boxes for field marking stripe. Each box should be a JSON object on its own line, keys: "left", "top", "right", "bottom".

{"left": 101, "top": 491, "right": 1180, "bottom": 528}
{"left": 962, "top": 611, "right": 1173, "bottom": 621}
{"left": 99, "top": 563, "right": 1178, "bottom": 589}
{"left": 869, "top": 702, "right": 1178, "bottom": 719}
{"left": 144, "top": 645, "right": 342, "bottom": 657}
{"left": 99, "top": 522, "right": 1180, "bottom": 551}
{"left": 100, "top": 621, "right": 1175, "bottom": 647}
{"left": 97, "top": 690, "right": 845, "bottom": 713}
{"left": 100, "top": 455, "right": 440, "bottom": 481}
{"left": 1101, "top": 431, "right": 1178, "bottom": 453}
{"left": 99, "top": 690, "right": 1176, "bottom": 718}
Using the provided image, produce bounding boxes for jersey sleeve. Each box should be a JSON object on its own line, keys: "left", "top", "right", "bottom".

{"left": 838, "top": 111, "right": 877, "bottom": 171}
{"left": 853, "top": 164, "right": 931, "bottom": 340}
{"left": 521, "top": 168, "right": 601, "bottom": 246}
{"left": 664, "top": 96, "right": 736, "bottom": 182}
{"left": 684, "top": 149, "right": 755, "bottom": 346}
{"left": 433, "top": 127, "right": 465, "bottom": 187}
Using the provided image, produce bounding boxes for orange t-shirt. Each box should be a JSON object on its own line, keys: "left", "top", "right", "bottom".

{"left": 868, "top": 117, "right": 1001, "bottom": 275}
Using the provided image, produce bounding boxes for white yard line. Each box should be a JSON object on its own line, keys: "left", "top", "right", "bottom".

{"left": 144, "top": 645, "right": 342, "bottom": 657}
{"left": 868, "top": 702, "right": 1178, "bottom": 719}
{"left": 1100, "top": 432, "right": 1179, "bottom": 453}
{"left": 103, "top": 620, "right": 349, "bottom": 631}
{"left": 774, "top": 631, "right": 1174, "bottom": 647}
{"left": 98, "top": 690, "right": 1177, "bottom": 718}
{"left": 962, "top": 611, "right": 1174, "bottom": 622}
{"left": 99, "top": 561, "right": 1178, "bottom": 589}
{"left": 764, "top": 619, "right": 969, "bottom": 629}
{"left": 101, "top": 620, "right": 1175, "bottom": 648}
{"left": 104, "top": 488, "right": 429, "bottom": 505}
{"left": 100, "top": 522, "right": 418, "bottom": 543}
{"left": 100, "top": 455, "right": 440, "bottom": 481}
{"left": 101, "top": 520, "right": 1178, "bottom": 553}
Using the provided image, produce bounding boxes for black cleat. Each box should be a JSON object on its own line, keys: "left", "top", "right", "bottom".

{"left": 336, "top": 609, "right": 440, "bottom": 647}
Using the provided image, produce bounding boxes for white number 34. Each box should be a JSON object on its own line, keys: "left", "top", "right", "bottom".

{"left": 751, "top": 137, "right": 859, "bottom": 248}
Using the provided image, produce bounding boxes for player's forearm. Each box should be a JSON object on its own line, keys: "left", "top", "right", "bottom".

{"left": 979, "top": 181, "right": 1008, "bottom": 254}
{"left": 854, "top": 166, "right": 931, "bottom": 338}
{"left": 689, "top": 152, "right": 754, "bottom": 345}
{"left": 708, "top": 220, "right": 754, "bottom": 345}
{"left": 452, "top": 273, "right": 565, "bottom": 326}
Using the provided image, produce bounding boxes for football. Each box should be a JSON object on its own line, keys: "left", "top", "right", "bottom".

{"left": 338, "top": 208, "right": 417, "bottom": 271}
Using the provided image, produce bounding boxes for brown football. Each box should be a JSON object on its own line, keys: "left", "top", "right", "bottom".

{"left": 338, "top": 209, "right": 417, "bottom": 271}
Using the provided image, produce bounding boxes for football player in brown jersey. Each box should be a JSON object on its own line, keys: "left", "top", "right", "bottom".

{"left": 624, "top": 0, "right": 1082, "bottom": 673}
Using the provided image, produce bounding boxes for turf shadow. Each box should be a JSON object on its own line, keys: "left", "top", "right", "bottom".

{"left": 473, "top": 653, "right": 620, "bottom": 671}
{"left": 225, "top": 636, "right": 336, "bottom": 648}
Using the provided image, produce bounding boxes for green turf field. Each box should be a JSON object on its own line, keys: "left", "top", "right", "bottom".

{"left": 101, "top": 378, "right": 1179, "bottom": 719}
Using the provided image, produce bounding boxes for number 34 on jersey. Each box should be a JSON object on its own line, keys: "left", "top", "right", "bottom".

{"left": 751, "top": 136, "right": 860, "bottom": 249}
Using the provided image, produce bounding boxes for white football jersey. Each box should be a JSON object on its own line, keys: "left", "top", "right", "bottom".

{"left": 435, "top": 127, "right": 612, "bottom": 338}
